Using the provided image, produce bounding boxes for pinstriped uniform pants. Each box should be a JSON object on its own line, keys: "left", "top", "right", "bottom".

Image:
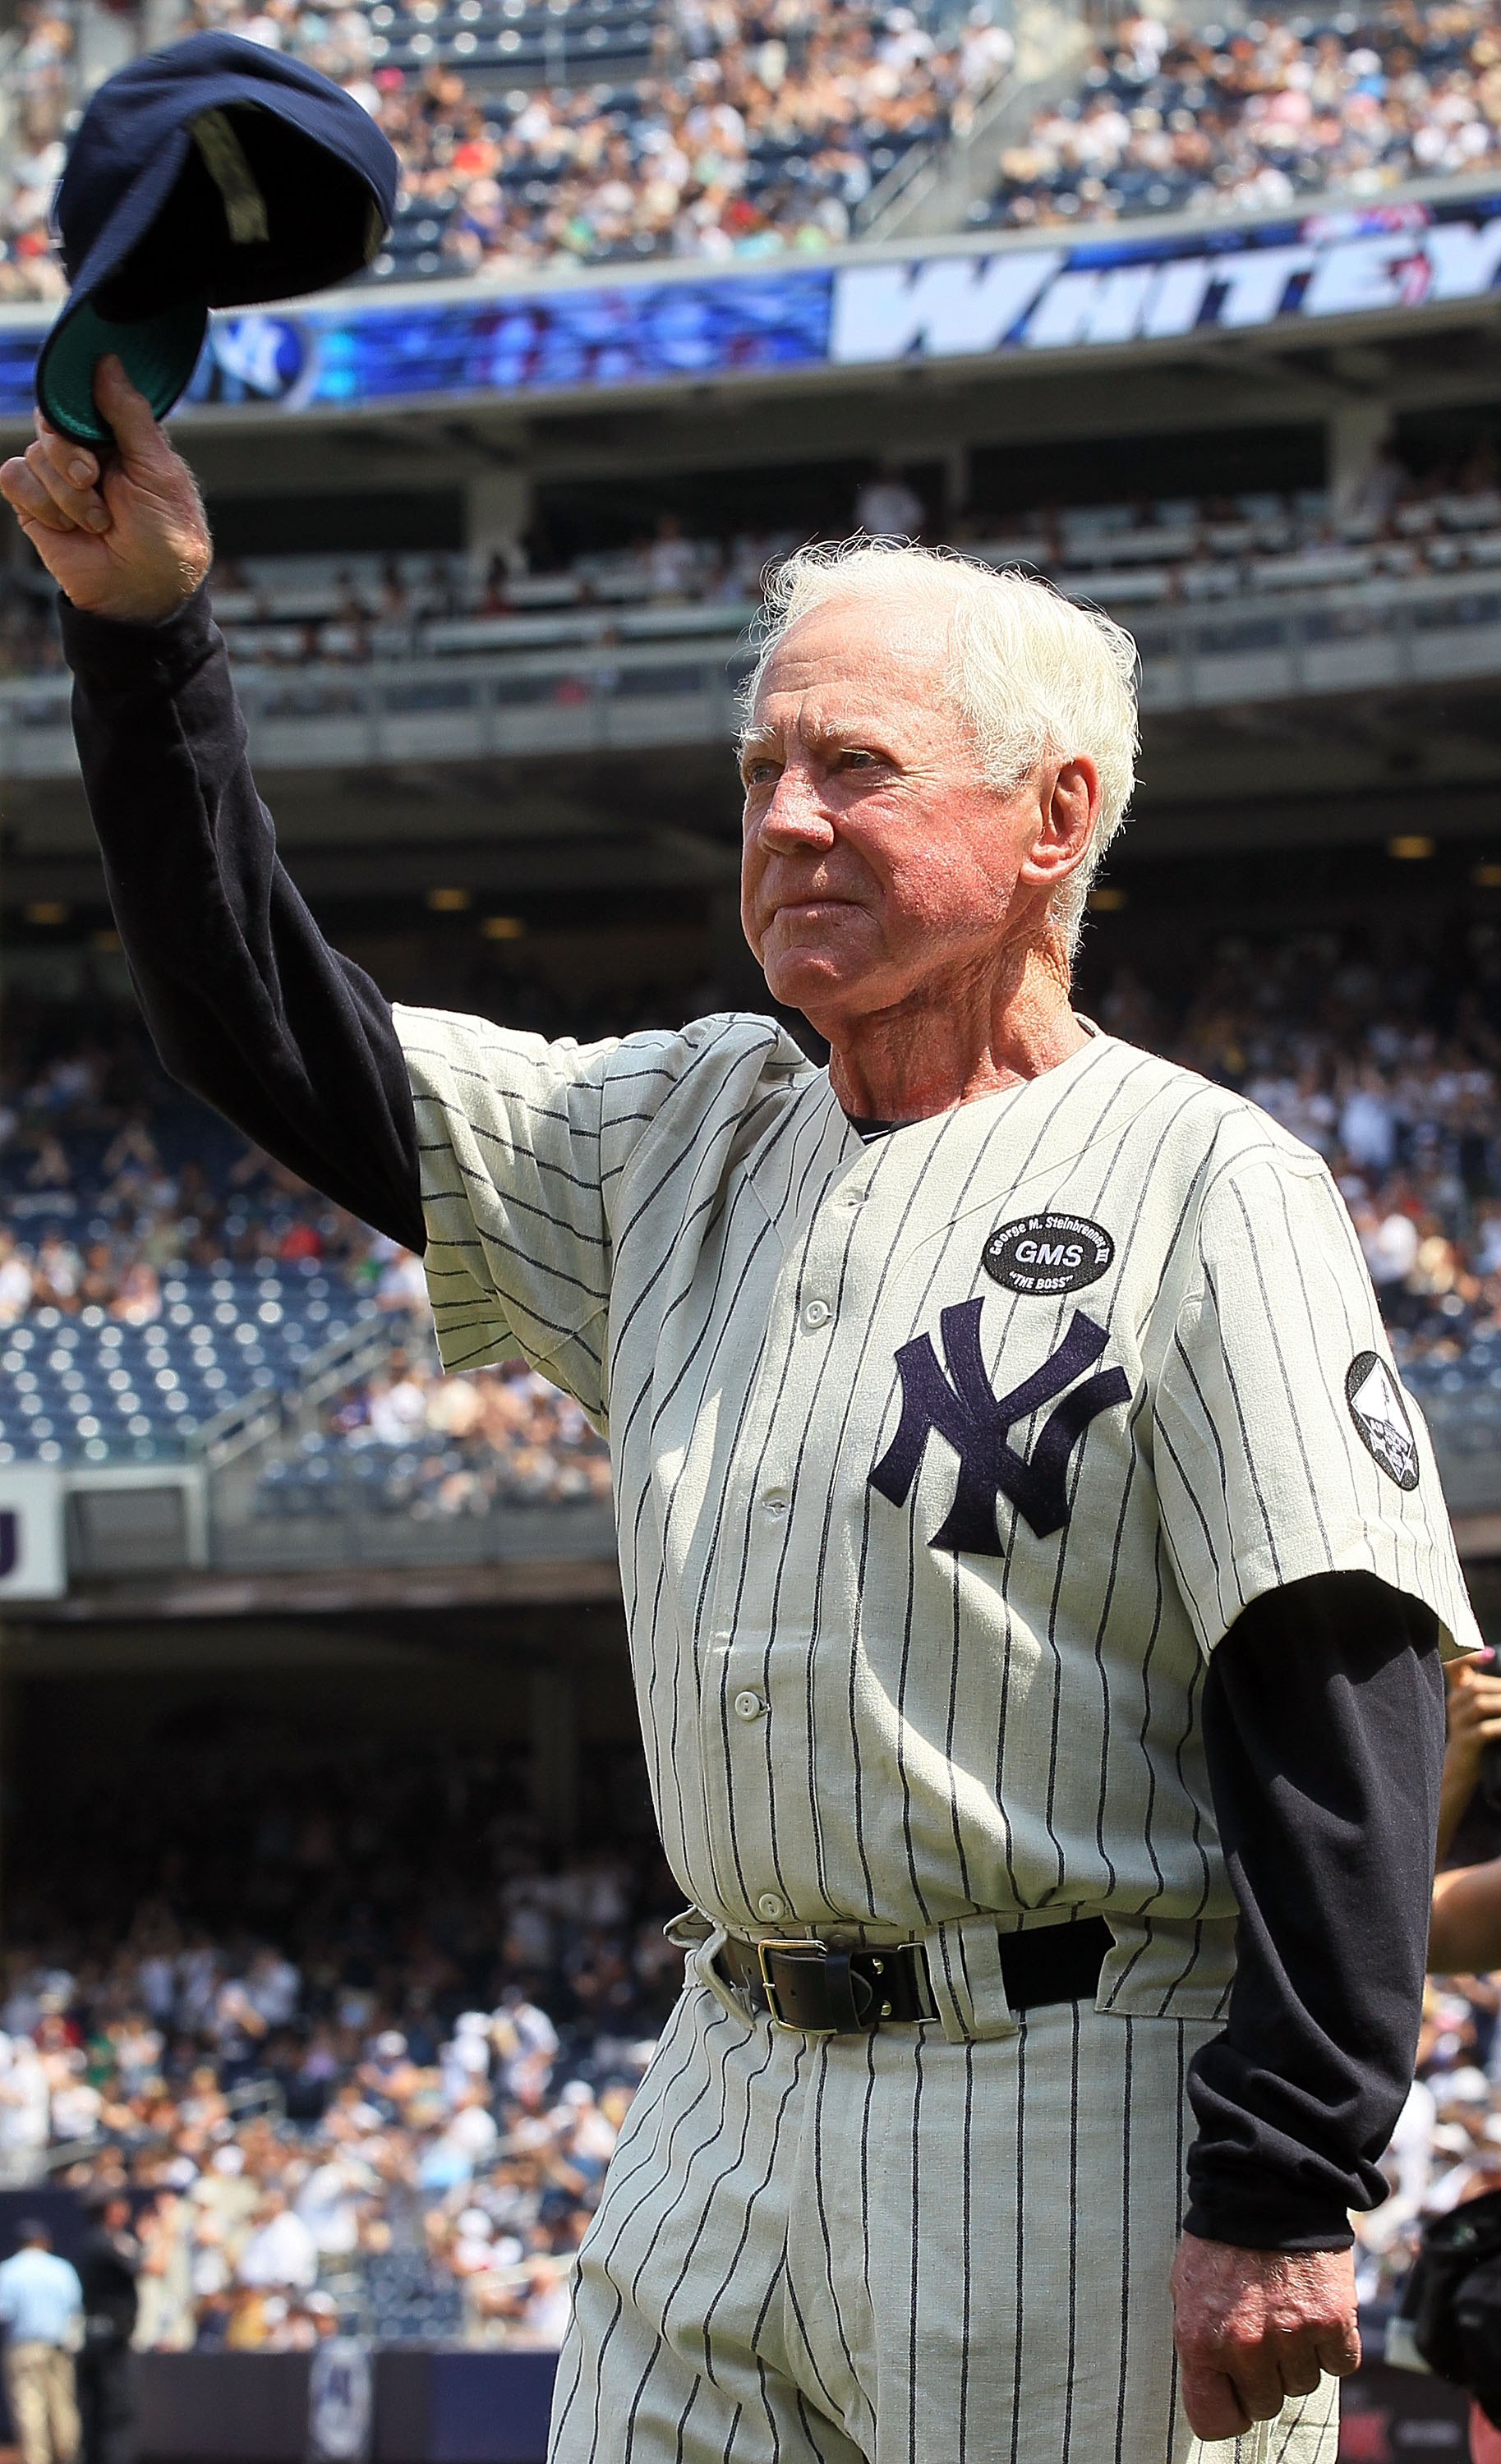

{"left": 548, "top": 1977, "right": 1339, "bottom": 2464}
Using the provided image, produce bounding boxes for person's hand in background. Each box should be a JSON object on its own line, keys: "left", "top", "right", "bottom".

{"left": 1439, "top": 1648, "right": 1501, "bottom": 1859}
{"left": 0, "top": 356, "right": 210, "bottom": 623}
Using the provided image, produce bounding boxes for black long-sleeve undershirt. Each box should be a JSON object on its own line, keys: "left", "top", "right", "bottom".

{"left": 60, "top": 584, "right": 1448, "bottom": 2250}
{"left": 64, "top": 587, "right": 423, "bottom": 1254}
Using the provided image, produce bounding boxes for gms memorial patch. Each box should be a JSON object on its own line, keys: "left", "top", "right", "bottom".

{"left": 983, "top": 1211, "right": 1115, "bottom": 1299}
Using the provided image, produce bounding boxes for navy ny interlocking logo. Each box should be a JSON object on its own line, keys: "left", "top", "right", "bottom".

{"left": 869, "top": 1300, "right": 1130, "bottom": 1555}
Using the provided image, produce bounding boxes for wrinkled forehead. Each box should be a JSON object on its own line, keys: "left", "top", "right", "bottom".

{"left": 748, "top": 591, "right": 957, "bottom": 734}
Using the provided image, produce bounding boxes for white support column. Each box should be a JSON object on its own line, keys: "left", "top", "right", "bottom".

{"left": 1328, "top": 401, "right": 1393, "bottom": 522}
{"left": 467, "top": 470, "right": 533, "bottom": 582}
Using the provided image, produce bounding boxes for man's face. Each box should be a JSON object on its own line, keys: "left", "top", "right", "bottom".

{"left": 739, "top": 593, "right": 1089, "bottom": 1039}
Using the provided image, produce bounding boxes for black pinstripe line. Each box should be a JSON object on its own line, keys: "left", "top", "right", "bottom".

{"left": 562, "top": 2004, "right": 731, "bottom": 2462}
{"left": 1167, "top": 2020, "right": 1186, "bottom": 2443}
{"left": 1198, "top": 1260, "right": 1283, "bottom": 1579}
{"left": 780, "top": 2251, "right": 844, "bottom": 2425}
{"left": 419, "top": 1138, "right": 608, "bottom": 1220}
{"left": 1008, "top": 2020, "right": 1027, "bottom": 2464}
{"left": 673, "top": 2371, "right": 701, "bottom": 2464}
{"left": 620, "top": 2333, "right": 673, "bottom": 2464}
{"left": 959, "top": 2041, "right": 974, "bottom": 2464}
{"left": 1114, "top": 2015, "right": 1133, "bottom": 2464}
{"left": 905, "top": 2030, "right": 923, "bottom": 2464}
{"left": 780, "top": 1129, "right": 939, "bottom": 1913}
{"left": 1269, "top": 1170, "right": 1370, "bottom": 1536}
{"left": 1107, "top": 1538, "right": 1170, "bottom": 2004}
{"left": 942, "top": 1551, "right": 975, "bottom": 1907}
{"left": 698, "top": 1092, "right": 849, "bottom": 1917}
{"left": 608, "top": 1023, "right": 762, "bottom": 1253}
{"left": 753, "top": 2357, "right": 780, "bottom": 2464}
{"left": 1161, "top": 1326, "right": 1243, "bottom": 1634}
{"left": 611, "top": 1090, "right": 791, "bottom": 1352}
{"left": 645, "top": 2036, "right": 781, "bottom": 2378}
{"left": 1061, "top": 1999, "right": 1081, "bottom": 2462}
{"left": 698, "top": 2043, "right": 807, "bottom": 2362}
{"left": 809, "top": 2040, "right": 859, "bottom": 2403}
{"left": 755, "top": 1158, "right": 870, "bottom": 1912}
{"left": 626, "top": 1195, "right": 781, "bottom": 1888}
{"left": 415, "top": 1123, "right": 602, "bottom": 1197}
{"left": 1224, "top": 1181, "right": 1335, "bottom": 1564}
{"left": 793, "top": 2388, "right": 841, "bottom": 2464}
{"left": 954, "top": 1919, "right": 978, "bottom": 2035}
{"left": 720, "top": 2399, "right": 743, "bottom": 2462}
{"left": 1088, "top": 1385, "right": 1153, "bottom": 1897}
{"left": 859, "top": 2034, "right": 877, "bottom": 2351}
{"left": 896, "top": 1497, "right": 935, "bottom": 1925}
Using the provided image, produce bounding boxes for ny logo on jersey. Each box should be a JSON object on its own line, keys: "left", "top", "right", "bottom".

{"left": 869, "top": 1299, "right": 1131, "bottom": 1556}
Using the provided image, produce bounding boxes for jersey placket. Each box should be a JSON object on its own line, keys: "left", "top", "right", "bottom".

{"left": 698, "top": 1164, "right": 873, "bottom": 1930}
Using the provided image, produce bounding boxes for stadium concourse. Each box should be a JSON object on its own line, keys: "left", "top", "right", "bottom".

{"left": 11, "top": 453, "right": 1501, "bottom": 682}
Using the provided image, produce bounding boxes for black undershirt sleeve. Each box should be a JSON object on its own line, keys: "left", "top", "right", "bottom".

{"left": 58, "top": 586, "right": 426, "bottom": 1254}
{"left": 1186, "top": 1568, "right": 1444, "bottom": 2250}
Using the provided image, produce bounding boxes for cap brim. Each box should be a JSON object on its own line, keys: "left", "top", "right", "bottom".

{"left": 35, "top": 292, "right": 208, "bottom": 445}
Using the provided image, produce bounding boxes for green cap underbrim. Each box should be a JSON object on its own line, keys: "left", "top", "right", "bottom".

{"left": 35, "top": 292, "right": 209, "bottom": 446}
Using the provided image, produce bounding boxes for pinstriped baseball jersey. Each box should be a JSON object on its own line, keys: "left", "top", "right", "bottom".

{"left": 395, "top": 1003, "right": 1479, "bottom": 2007}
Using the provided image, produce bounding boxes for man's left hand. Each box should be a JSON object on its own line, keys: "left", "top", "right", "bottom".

{"left": 1170, "top": 2234, "right": 1360, "bottom": 2439}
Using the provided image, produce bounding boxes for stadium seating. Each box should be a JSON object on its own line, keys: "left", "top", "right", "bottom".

{"left": 0, "top": 1266, "right": 375, "bottom": 1466}
{"left": 12, "top": 0, "right": 1501, "bottom": 298}
{"left": 979, "top": 2, "right": 1501, "bottom": 231}
{"left": 16, "top": 482, "right": 1501, "bottom": 692}
{"left": 0, "top": 0, "right": 1002, "bottom": 296}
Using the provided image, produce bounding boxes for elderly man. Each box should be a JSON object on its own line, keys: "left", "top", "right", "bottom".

{"left": 2, "top": 365, "right": 1480, "bottom": 2464}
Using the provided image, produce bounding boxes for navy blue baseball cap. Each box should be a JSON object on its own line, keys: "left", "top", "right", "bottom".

{"left": 36, "top": 33, "right": 398, "bottom": 445}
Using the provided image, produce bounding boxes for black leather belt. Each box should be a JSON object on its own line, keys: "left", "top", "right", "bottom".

{"left": 716, "top": 1915, "right": 1112, "bottom": 2035}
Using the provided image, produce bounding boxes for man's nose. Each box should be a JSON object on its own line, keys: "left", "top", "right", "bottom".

{"left": 753, "top": 765, "right": 836, "bottom": 850}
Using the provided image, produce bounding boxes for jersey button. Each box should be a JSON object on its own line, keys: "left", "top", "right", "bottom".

{"left": 734, "top": 1689, "right": 767, "bottom": 1722}
{"left": 762, "top": 1491, "right": 788, "bottom": 1519}
{"left": 802, "top": 1299, "right": 831, "bottom": 1330}
{"left": 756, "top": 1892, "right": 786, "bottom": 1921}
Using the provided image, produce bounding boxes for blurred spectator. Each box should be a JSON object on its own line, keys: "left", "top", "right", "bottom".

{"left": 0, "top": 2224, "right": 81, "bottom": 2464}
{"left": 75, "top": 2195, "right": 138, "bottom": 2464}
{"left": 854, "top": 466, "right": 925, "bottom": 540}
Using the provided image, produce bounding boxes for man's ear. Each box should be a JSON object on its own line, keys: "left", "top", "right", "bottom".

{"left": 1019, "top": 756, "right": 1100, "bottom": 889}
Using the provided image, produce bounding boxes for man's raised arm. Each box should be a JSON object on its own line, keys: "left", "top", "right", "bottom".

{"left": 0, "top": 356, "right": 425, "bottom": 1253}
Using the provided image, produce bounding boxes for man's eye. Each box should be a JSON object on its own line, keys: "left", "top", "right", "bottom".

{"left": 745, "top": 761, "right": 778, "bottom": 786}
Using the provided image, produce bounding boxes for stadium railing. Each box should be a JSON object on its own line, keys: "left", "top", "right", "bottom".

{"left": 9, "top": 569, "right": 1501, "bottom": 777}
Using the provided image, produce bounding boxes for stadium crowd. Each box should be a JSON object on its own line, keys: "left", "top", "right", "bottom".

{"left": 983, "top": 0, "right": 1501, "bottom": 231}
{"left": 1, "top": 1725, "right": 684, "bottom": 2350}
{"left": 14, "top": 0, "right": 1501, "bottom": 299}
{"left": 0, "top": 0, "right": 1011, "bottom": 300}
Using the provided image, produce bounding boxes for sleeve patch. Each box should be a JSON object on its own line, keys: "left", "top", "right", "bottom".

{"left": 1346, "top": 1350, "right": 1420, "bottom": 1492}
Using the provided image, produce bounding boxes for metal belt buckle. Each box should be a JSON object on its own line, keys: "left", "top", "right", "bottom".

{"left": 757, "top": 1938, "right": 836, "bottom": 2033}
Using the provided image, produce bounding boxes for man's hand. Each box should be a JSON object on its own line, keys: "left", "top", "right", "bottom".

{"left": 0, "top": 356, "right": 210, "bottom": 623}
{"left": 1438, "top": 1651, "right": 1501, "bottom": 1856}
{"left": 1170, "top": 2234, "right": 1359, "bottom": 2439}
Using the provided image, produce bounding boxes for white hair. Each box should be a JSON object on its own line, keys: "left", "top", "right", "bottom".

{"left": 740, "top": 539, "right": 1140, "bottom": 965}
